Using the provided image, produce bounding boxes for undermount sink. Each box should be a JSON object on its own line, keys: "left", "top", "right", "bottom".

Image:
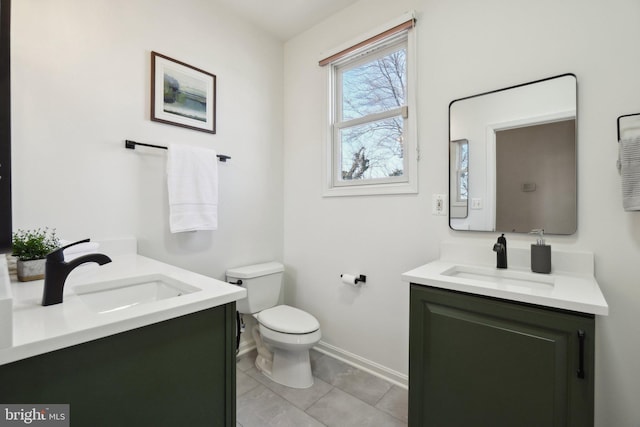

{"left": 441, "top": 264, "right": 554, "bottom": 291}
{"left": 75, "top": 274, "right": 200, "bottom": 314}
{"left": 401, "top": 242, "right": 608, "bottom": 315}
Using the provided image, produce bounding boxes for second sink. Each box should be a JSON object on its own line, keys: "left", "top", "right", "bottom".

{"left": 441, "top": 264, "right": 555, "bottom": 291}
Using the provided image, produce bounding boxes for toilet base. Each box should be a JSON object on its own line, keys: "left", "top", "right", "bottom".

{"left": 252, "top": 325, "right": 315, "bottom": 389}
{"left": 255, "top": 353, "right": 273, "bottom": 378}
{"left": 272, "top": 347, "right": 314, "bottom": 389}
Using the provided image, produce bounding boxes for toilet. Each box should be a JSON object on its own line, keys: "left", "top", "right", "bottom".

{"left": 227, "top": 261, "right": 321, "bottom": 389}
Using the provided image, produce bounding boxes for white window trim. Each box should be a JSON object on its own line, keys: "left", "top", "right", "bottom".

{"left": 321, "top": 14, "right": 418, "bottom": 197}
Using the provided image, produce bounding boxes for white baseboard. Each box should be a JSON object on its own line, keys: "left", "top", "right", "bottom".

{"left": 313, "top": 341, "right": 408, "bottom": 389}
{"left": 235, "top": 335, "right": 408, "bottom": 389}
{"left": 236, "top": 340, "right": 256, "bottom": 357}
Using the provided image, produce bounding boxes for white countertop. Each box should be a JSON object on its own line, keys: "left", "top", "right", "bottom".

{"left": 0, "top": 241, "right": 246, "bottom": 366}
{"left": 402, "top": 241, "right": 609, "bottom": 316}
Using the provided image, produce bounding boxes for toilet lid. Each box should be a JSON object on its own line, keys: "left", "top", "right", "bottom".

{"left": 257, "top": 305, "right": 320, "bottom": 334}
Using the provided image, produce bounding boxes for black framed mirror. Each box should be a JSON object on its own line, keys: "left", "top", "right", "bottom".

{"left": 449, "top": 74, "right": 577, "bottom": 234}
{"left": 0, "top": 0, "right": 11, "bottom": 251}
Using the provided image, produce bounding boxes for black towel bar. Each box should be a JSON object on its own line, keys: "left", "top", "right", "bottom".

{"left": 617, "top": 113, "right": 640, "bottom": 141}
{"left": 125, "top": 140, "right": 231, "bottom": 162}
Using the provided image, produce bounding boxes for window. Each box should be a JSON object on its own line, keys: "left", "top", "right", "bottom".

{"left": 321, "top": 16, "right": 417, "bottom": 196}
{"left": 450, "top": 139, "right": 469, "bottom": 219}
{"left": 452, "top": 139, "right": 469, "bottom": 203}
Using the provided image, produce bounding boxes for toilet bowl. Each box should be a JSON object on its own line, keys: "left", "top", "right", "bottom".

{"left": 226, "top": 262, "right": 321, "bottom": 389}
{"left": 252, "top": 305, "right": 320, "bottom": 388}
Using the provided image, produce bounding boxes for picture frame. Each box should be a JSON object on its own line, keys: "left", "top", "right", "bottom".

{"left": 151, "top": 51, "right": 216, "bottom": 134}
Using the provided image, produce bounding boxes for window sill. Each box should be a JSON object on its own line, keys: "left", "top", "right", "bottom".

{"left": 322, "top": 180, "right": 418, "bottom": 197}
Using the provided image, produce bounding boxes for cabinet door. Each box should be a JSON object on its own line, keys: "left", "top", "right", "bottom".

{"left": 409, "top": 285, "right": 594, "bottom": 427}
{"left": 0, "top": 303, "right": 237, "bottom": 426}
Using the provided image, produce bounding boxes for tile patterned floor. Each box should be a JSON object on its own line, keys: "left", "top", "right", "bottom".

{"left": 236, "top": 350, "right": 407, "bottom": 427}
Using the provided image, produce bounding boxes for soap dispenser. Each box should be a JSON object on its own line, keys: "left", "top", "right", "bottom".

{"left": 530, "top": 229, "right": 551, "bottom": 274}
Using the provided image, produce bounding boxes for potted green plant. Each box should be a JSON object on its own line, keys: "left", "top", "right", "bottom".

{"left": 11, "top": 228, "right": 60, "bottom": 282}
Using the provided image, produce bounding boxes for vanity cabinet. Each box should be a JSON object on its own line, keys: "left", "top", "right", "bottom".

{"left": 409, "top": 284, "right": 595, "bottom": 427}
{"left": 0, "top": 303, "right": 236, "bottom": 426}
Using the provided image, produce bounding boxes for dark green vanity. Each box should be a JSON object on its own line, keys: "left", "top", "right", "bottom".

{"left": 0, "top": 303, "right": 237, "bottom": 426}
{"left": 409, "top": 284, "right": 595, "bottom": 427}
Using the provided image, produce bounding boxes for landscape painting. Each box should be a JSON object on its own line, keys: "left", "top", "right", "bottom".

{"left": 151, "top": 51, "right": 216, "bottom": 133}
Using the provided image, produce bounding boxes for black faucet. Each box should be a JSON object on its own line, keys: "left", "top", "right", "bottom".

{"left": 493, "top": 233, "right": 507, "bottom": 269}
{"left": 42, "top": 239, "right": 112, "bottom": 306}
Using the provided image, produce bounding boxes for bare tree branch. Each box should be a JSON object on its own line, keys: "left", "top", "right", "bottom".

{"left": 340, "top": 46, "right": 407, "bottom": 179}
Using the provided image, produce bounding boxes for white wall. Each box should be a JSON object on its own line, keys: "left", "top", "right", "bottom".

{"left": 283, "top": 0, "right": 640, "bottom": 425}
{"left": 11, "top": 0, "right": 284, "bottom": 282}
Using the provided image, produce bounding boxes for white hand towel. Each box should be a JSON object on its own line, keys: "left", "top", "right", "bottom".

{"left": 618, "top": 136, "right": 640, "bottom": 211}
{"left": 167, "top": 144, "right": 219, "bottom": 233}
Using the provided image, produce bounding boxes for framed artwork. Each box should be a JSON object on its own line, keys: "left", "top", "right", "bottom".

{"left": 151, "top": 51, "right": 216, "bottom": 134}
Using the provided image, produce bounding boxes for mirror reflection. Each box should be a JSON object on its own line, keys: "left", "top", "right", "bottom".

{"left": 449, "top": 74, "right": 577, "bottom": 234}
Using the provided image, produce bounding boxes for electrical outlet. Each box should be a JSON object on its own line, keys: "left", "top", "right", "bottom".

{"left": 432, "top": 194, "right": 448, "bottom": 216}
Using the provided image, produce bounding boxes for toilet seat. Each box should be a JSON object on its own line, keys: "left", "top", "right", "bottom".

{"left": 256, "top": 305, "right": 319, "bottom": 334}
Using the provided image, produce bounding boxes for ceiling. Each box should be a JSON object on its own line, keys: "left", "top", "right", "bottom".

{"left": 215, "top": 0, "right": 360, "bottom": 41}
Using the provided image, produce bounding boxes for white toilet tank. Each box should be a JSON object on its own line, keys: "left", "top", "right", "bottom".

{"left": 226, "top": 262, "right": 284, "bottom": 314}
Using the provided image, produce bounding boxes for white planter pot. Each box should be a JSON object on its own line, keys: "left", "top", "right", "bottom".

{"left": 17, "top": 258, "right": 46, "bottom": 282}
